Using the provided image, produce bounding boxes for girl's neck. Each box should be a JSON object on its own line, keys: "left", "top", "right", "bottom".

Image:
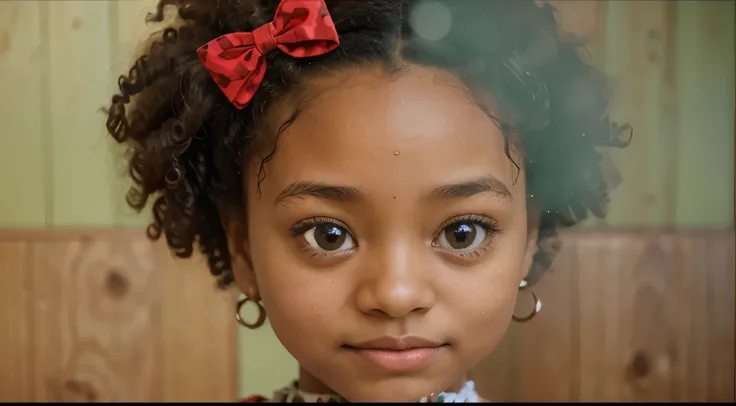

{"left": 297, "top": 366, "right": 335, "bottom": 395}
{"left": 297, "top": 365, "right": 471, "bottom": 400}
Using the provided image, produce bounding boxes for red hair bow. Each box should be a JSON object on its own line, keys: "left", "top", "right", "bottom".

{"left": 196, "top": 0, "right": 340, "bottom": 109}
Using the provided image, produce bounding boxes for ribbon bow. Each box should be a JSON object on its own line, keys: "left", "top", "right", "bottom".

{"left": 196, "top": 0, "right": 340, "bottom": 109}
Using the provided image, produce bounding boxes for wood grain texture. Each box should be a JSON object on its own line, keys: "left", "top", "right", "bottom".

{"left": 0, "top": 230, "right": 237, "bottom": 402}
{"left": 30, "top": 235, "right": 162, "bottom": 401}
{"left": 161, "top": 253, "right": 238, "bottom": 402}
{"left": 0, "top": 229, "right": 732, "bottom": 402}
{"left": 473, "top": 229, "right": 735, "bottom": 402}
{"left": 0, "top": 242, "right": 34, "bottom": 400}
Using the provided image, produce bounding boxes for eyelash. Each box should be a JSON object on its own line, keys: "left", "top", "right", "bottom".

{"left": 432, "top": 214, "right": 502, "bottom": 259}
{"left": 290, "top": 216, "right": 352, "bottom": 237}
{"left": 290, "top": 217, "right": 356, "bottom": 260}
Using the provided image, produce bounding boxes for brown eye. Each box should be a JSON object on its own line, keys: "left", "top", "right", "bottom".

{"left": 438, "top": 222, "right": 486, "bottom": 251}
{"left": 304, "top": 223, "right": 355, "bottom": 252}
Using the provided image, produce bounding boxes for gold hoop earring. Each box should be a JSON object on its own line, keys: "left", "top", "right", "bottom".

{"left": 512, "top": 281, "right": 542, "bottom": 323}
{"left": 235, "top": 298, "right": 266, "bottom": 329}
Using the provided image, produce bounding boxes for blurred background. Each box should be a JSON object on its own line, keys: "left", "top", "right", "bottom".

{"left": 0, "top": 0, "right": 733, "bottom": 402}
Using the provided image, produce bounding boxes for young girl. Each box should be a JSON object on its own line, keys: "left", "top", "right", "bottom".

{"left": 105, "top": 0, "right": 629, "bottom": 402}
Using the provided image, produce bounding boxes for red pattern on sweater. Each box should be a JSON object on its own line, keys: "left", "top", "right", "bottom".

{"left": 240, "top": 395, "right": 267, "bottom": 403}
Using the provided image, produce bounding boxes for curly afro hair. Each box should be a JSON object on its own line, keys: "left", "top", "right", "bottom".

{"left": 105, "top": 0, "right": 630, "bottom": 288}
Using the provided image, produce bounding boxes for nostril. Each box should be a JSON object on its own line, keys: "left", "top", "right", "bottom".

{"left": 366, "top": 307, "right": 391, "bottom": 318}
{"left": 411, "top": 306, "right": 430, "bottom": 314}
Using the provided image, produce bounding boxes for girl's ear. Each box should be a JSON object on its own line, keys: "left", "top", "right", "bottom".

{"left": 220, "top": 206, "right": 261, "bottom": 300}
{"left": 521, "top": 196, "right": 540, "bottom": 281}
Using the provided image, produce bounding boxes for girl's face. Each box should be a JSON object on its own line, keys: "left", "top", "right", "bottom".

{"left": 228, "top": 65, "right": 538, "bottom": 402}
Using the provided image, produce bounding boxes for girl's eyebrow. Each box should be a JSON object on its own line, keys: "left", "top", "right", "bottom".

{"left": 430, "top": 175, "right": 512, "bottom": 201}
{"left": 274, "top": 174, "right": 511, "bottom": 205}
{"left": 274, "top": 181, "right": 363, "bottom": 205}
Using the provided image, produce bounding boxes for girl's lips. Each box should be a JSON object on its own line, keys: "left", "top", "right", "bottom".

{"left": 346, "top": 346, "right": 445, "bottom": 373}
{"left": 342, "top": 336, "right": 449, "bottom": 373}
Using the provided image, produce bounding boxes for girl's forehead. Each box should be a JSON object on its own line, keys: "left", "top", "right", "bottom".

{"left": 251, "top": 65, "right": 524, "bottom": 200}
{"left": 280, "top": 65, "right": 503, "bottom": 148}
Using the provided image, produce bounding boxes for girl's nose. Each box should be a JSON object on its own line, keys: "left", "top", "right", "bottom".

{"left": 353, "top": 242, "right": 436, "bottom": 319}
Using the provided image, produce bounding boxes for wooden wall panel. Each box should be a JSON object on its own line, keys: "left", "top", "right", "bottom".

{"left": 30, "top": 235, "right": 162, "bottom": 401}
{"left": 111, "top": 0, "right": 162, "bottom": 228}
{"left": 671, "top": 1, "right": 735, "bottom": 226}
{"left": 0, "top": 230, "right": 237, "bottom": 402}
{"left": 0, "top": 229, "right": 732, "bottom": 402}
{"left": 598, "top": 1, "right": 735, "bottom": 228}
{"left": 0, "top": 242, "right": 33, "bottom": 400}
{"left": 595, "top": 1, "right": 680, "bottom": 227}
{"left": 161, "top": 253, "right": 239, "bottom": 402}
{"left": 473, "top": 229, "right": 735, "bottom": 402}
{"left": 47, "top": 1, "right": 118, "bottom": 227}
{"left": 0, "top": 1, "right": 47, "bottom": 228}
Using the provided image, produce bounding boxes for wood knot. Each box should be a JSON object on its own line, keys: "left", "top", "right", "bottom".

{"left": 632, "top": 352, "right": 650, "bottom": 377}
{"left": 71, "top": 17, "right": 83, "bottom": 30}
{"left": 106, "top": 269, "right": 129, "bottom": 299}
{"left": 626, "top": 351, "right": 650, "bottom": 382}
{"left": 0, "top": 32, "right": 11, "bottom": 55}
{"left": 62, "top": 379, "right": 97, "bottom": 402}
